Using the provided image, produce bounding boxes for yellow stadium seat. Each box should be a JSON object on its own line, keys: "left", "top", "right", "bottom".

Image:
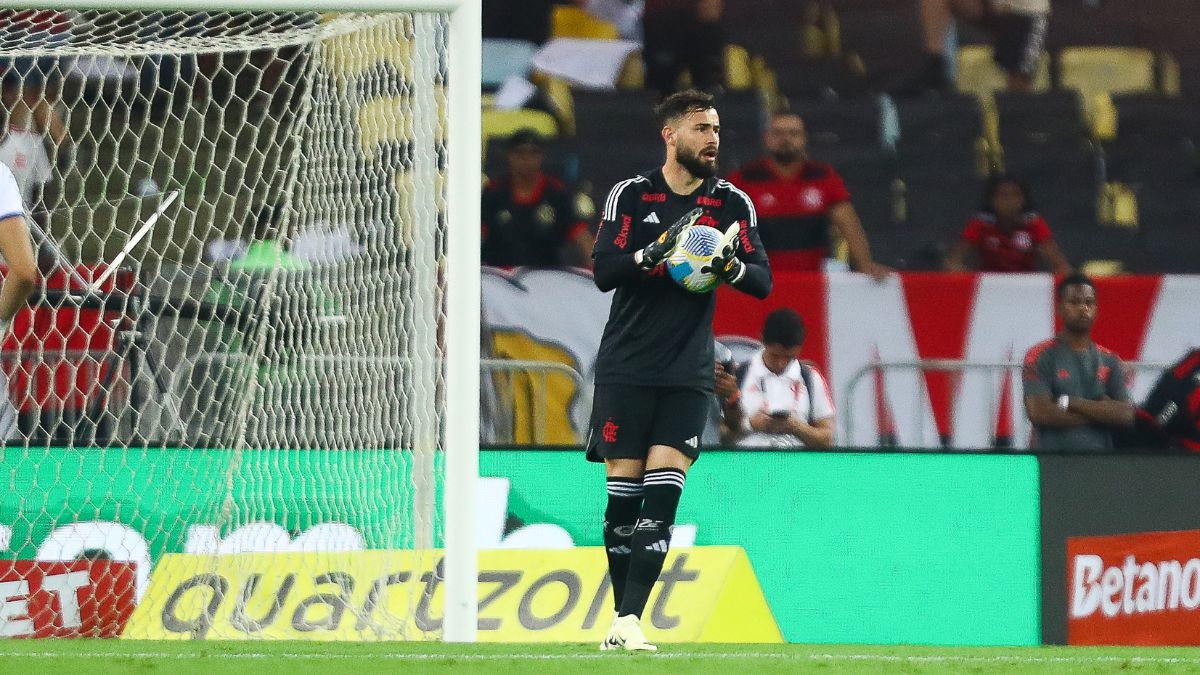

{"left": 1159, "top": 52, "right": 1181, "bottom": 96}
{"left": 481, "top": 109, "right": 559, "bottom": 150}
{"left": 726, "top": 44, "right": 752, "bottom": 91}
{"left": 956, "top": 45, "right": 1050, "bottom": 96}
{"left": 618, "top": 51, "right": 644, "bottom": 90}
{"left": 551, "top": 6, "right": 619, "bottom": 40}
{"left": 541, "top": 77, "right": 577, "bottom": 136}
{"left": 1060, "top": 47, "right": 1155, "bottom": 97}
{"left": 1082, "top": 260, "right": 1124, "bottom": 277}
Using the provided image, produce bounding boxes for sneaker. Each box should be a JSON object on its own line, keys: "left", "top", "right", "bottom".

{"left": 602, "top": 614, "right": 658, "bottom": 652}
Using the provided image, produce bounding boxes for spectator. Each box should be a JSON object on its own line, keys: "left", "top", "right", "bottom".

{"left": 1022, "top": 273, "right": 1133, "bottom": 451}
{"left": 727, "top": 110, "right": 892, "bottom": 280}
{"left": 643, "top": 0, "right": 724, "bottom": 96}
{"left": 894, "top": 0, "right": 1049, "bottom": 95}
{"left": 482, "top": 129, "right": 591, "bottom": 268}
{"left": 737, "top": 309, "right": 834, "bottom": 449}
{"left": 945, "top": 173, "right": 1072, "bottom": 274}
{"left": 703, "top": 341, "right": 744, "bottom": 446}
{"left": 1121, "top": 349, "right": 1200, "bottom": 452}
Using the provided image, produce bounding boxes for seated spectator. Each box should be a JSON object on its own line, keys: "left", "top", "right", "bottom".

{"left": 945, "top": 173, "right": 1072, "bottom": 274}
{"left": 727, "top": 110, "right": 891, "bottom": 280}
{"left": 643, "top": 0, "right": 725, "bottom": 96}
{"left": 894, "top": 0, "right": 1049, "bottom": 96}
{"left": 703, "top": 341, "right": 744, "bottom": 446}
{"left": 482, "top": 129, "right": 591, "bottom": 267}
{"left": 737, "top": 309, "right": 835, "bottom": 449}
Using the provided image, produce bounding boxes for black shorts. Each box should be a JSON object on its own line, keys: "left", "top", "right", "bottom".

{"left": 586, "top": 384, "right": 709, "bottom": 463}
{"left": 987, "top": 10, "right": 1048, "bottom": 77}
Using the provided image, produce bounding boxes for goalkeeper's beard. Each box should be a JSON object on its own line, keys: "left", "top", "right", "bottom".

{"left": 676, "top": 145, "right": 718, "bottom": 179}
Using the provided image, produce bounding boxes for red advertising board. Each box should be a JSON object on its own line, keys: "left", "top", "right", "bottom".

{"left": 0, "top": 560, "right": 136, "bottom": 638}
{"left": 1068, "top": 529, "right": 1200, "bottom": 645}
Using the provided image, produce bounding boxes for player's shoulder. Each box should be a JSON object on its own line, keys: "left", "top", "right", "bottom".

{"left": 600, "top": 174, "right": 653, "bottom": 219}
{"left": 728, "top": 157, "right": 773, "bottom": 182}
{"left": 1095, "top": 343, "right": 1123, "bottom": 362}
{"left": 714, "top": 177, "right": 754, "bottom": 204}
{"left": 800, "top": 160, "right": 839, "bottom": 181}
{"left": 1023, "top": 338, "right": 1059, "bottom": 366}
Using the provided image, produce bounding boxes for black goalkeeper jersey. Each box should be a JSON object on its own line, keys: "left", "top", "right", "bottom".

{"left": 591, "top": 169, "right": 771, "bottom": 389}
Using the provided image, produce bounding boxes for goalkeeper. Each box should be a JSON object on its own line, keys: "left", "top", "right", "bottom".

{"left": 586, "top": 89, "right": 770, "bottom": 651}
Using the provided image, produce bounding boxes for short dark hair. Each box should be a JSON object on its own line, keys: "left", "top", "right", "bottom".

{"left": 654, "top": 89, "right": 716, "bottom": 127}
{"left": 506, "top": 128, "right": 545, "bottom": 150}
{"left": 981, "top": 173, "right": 1035, "bottom": 214}
{"left": 762, "top": 308, "right": 806, "bottom": 347}
{"left": 1056, "top": 272, "right": 1095, "bottom": 301}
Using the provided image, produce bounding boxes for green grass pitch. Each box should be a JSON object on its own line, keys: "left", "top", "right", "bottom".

{"left": 5, "top": 642, "right": 1200, "bottom": 674}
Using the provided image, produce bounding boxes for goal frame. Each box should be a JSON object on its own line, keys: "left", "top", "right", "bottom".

{"left": 4, "top": 0, "right": 482, "bottom": 643}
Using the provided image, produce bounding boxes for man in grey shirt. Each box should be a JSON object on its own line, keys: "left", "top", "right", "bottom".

{"left": 1022, "top": 273, "right": 1133, "bottom": 451}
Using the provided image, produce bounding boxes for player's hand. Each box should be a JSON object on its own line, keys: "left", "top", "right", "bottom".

{"left": 714, "top": 363, "right": 739, "bottom": 400}
{"left": 638, "top": 207, "right": 703, "bottom": 269}
{"left": 701, "top": 222, "right": 746, "bottom": 284}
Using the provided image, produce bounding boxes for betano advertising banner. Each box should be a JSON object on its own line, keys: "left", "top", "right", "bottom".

{"left": 0, "top": 448, "right": 1039, "bottom": 644}
{"left": 1068, "top": 529, "right": 1200, "bottom": 646}
{"left": 0, "top": 560, "right": 136, "bottom": 637}
{"left": 483, "top": 269, "right": 1200, "bottom": 447}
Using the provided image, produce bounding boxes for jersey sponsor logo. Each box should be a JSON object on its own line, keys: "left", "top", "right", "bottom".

{"left": 802, "top": 187, "right": 824, "bottom": 209}
{"left": 736, "top": 221, "right": 755, "bottom": 253}
{"left": 614, "top": 216, "right": 632, "bottom": 249}
{"left": 696, "top": 214, "right": 719, "bottom": 227}
{"left": 1013, "top": 231, "right": 1033, "bottom": 251}
{"left": 602, "top": 418, "right": 619, "bottom": 443}
{"left": 642, "top": 192, "right": 667, "bottom": 202}
{"left": 643, "top": 212, "right": 660, "bottom": 224}
{"left": 1058, "top": 368, "right": 1070, "bottom": 379}
{"left": 696, "top": 196, "right": 722, "bottom": 207}
{"left": 684, "top": 436, "right": 698, "bottom": 448}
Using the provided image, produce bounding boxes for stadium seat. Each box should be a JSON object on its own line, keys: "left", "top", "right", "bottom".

{"left": 481, "top": 109, "right": 559, "bottom": 150}
{"left": 539, "top": 76, "right": 577, "bottom": 136}
{"left": 1059, "top": 47, "right": 1155, "bottom": 97}
{"left": 726, "top": 44, "right": 753, "bottom": 91}
{"left": 551, "top": 6, "right": 620, "bottom": 40}
{"left": 482, "top": 39, "right": 537, "bottom": 89}
{"left": 617, "top": 51, "right": 644, "bottom": 90}
{"left": 790, "top": 98, "right": 882, "bottom": 147}
{"left": 1060, "top": 47, "right": 1157, "bottom": 140}
{"left": 956, "top": 45, "right": 1050, "bottom": 97}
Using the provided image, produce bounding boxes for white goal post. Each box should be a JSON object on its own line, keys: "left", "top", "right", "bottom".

{"left": 2, "top": 0, "right": 481, "bottom": 642}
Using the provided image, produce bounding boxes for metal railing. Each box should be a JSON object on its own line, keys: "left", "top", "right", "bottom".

{"left": 481, "top": 359, "right": 586, "bottom": 445}
{"left": 843, "top": 359, "right": 1170, "bottom": 448}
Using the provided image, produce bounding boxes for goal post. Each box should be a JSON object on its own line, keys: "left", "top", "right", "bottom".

{"left": 0, "top": 0, "right": 479, "bottom": 642}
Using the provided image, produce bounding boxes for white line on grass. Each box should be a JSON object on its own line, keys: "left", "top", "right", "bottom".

{"left": 7, "top": 651, "right": 1200, "bottom": 665}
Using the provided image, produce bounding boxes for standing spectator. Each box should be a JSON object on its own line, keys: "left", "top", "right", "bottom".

{"left": 1023, "top": 273, "right": 1133, "bottom": 451}
{"left": 481, "top": 129, "right": 591, "bottom": 267}
{"left": 643, "top": 0, "right": 725, "bottom": 96}
{"left": 894, "top": 0, "right": 1050, "bottom": 95}
{"left": 727, "top": 110, "right": 892, "bottom": 280}
{"left": 945, "top": 173, "right": 1072, "bottom": 274}
{"left": 737, "top": 309, "right": 834, "bottom": 449}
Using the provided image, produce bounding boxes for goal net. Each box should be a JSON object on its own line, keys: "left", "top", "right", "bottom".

{"left": 0, "top": 8, "right": 472, "bottom": 640}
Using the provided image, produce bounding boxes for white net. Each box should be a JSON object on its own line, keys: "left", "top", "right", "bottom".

{"left": 0, "top": 10, "right": 451, "bottom": 639}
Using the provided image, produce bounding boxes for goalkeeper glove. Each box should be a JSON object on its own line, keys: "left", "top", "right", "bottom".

{"left": 702, "top": 222, "right": 747, "bottom": 284}
{"left": 638, "top": 207, "right": 703, "bottom": 269}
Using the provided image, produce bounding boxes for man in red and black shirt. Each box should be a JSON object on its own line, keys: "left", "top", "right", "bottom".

{"left": 945, "top": 173, "right": 1072, "bottom": 274}
{"left": 481, "top": 129, "right": 591, "bottom": 267}
{"left": 726, "top": 111, "right": 891, "bottom": 279}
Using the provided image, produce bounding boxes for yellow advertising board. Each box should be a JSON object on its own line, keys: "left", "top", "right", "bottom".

{"left": 123, "top": 547, "right": 781, "bottom": 643}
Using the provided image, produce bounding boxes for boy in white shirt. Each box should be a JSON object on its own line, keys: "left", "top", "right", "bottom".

{"left": 738, "top": 308, "right": 835, "bottom": 448}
